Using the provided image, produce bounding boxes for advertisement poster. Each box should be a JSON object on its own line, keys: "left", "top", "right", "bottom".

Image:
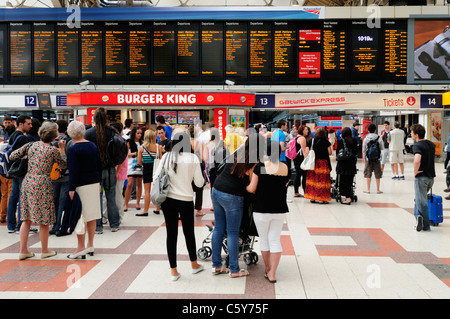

{"left": 430, "top": 111, "right": 442, "bottom": 155}
{"left": 214, "top": 108, "right": 227, "bottom": 139}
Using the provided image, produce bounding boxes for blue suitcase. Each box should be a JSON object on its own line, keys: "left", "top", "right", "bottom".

{"left": 428, "top": 193, "right": 443, "bottom": 226}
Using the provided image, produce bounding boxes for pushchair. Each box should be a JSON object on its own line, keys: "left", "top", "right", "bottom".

{"left": 330, "top": 174, "right": 358, "bottom": 203}
{"left": 197, "top": 195, "right": 259, "bottom": 266}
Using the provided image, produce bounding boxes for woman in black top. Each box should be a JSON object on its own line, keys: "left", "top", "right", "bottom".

{"left": 247, "top": 141, "right": 290, "bottom": 283}
{"left": 336, "top": 127, "right": 358, "bottom": 205}
{"left": 304, "top": 128, "right": 333, "bottom": 204}
{"left": 293, "top": 125, "right": 309, "bottom": 197}
{"left": 211, "top": 134, "right": 264, "bottom": 278}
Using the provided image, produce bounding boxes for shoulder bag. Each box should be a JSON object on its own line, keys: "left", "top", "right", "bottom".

{"left": 150, "top": 152, "right": 171, "bottom": 207}
{"left": 336, "top": 139, "right": 353, "bottom": 161}
{"left": 300, "top": 138, "right": 315, "bottom": 171}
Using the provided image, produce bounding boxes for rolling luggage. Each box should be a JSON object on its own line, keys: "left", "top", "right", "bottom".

{"left": 428, "top": 190, "right": 443, "bottom": 226}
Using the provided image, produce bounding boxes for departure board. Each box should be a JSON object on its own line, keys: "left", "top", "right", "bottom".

{"left": 273, "top": 21, "right": 297, "bottom": 79}
{"left": 81, "top": 22, "right": 102, "bottom": 81}
{"left": 10, "top": 22, "right": 32, "bottom": 80}
{"left": 201, "top": 22, "right": 223, "bottom": 80}
{"left": 177, "top": 22, "right": 199, "bottom": 78}
{"left": 350, "top": 22, "right": 380, "bottom": 81}
{"left": 249, "top": 21, "right": 272, "bottom": 78}
{"left": 0, "top": 25, "right": 5, "bottom": 80}
{"left": 298, "top": 22, "right": 321, "bottom": 79}
{"left": 105, "top": 22, "right": 127, "bottom": 80}
{"left": 322, "top": 20, "right": 346, "bottom": 82}
{"left": 129, "top": 22, "right": 151, "bottom": 79}
{"left": 33, "top": 22, "right": 55, "bottom": 80}
{"left": 57, "top": 22, "right": 79, "bottom": 80}
{"left": 226, "top": 22, "right": 248, "bottom": 79}
{"left": 383, "top": 20, "right": 407, "bottom": 82}
{"left": 153, "top": 22, "right": 175, "bottom": 78}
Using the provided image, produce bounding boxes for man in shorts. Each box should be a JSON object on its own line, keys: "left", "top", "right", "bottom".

{"left": 363, "top": 124, "right": 384, "bottom": 194}
{"left": 388, "top": 121, "right": 406, "bottom": 180}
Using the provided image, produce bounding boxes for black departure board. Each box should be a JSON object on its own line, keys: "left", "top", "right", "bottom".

{"left": 201, "top": 22, "right": 223, "bottom": 80}
{"left": 10, "top": 22, "right": 32, "bottom": 80}
{"left": 129, "top": 22, "right": 151, "bottom": 79}
{"left": 81, "top": 22, "right": 102, "bottom": 81}
{"left": 105, "top": 22, "right": 127, "bottom": 80}
{"left": 298, "top": 21, "right": 322, "bottom": 79}
{"left": 350, "top": 22, "right": 380, "bottom": 82}
{"left": 273, "top": 21, "right": 297, "bottom": 79}
{"left": 153, "top": 22, "right": 175, "bottom": 78}
{"left": 0, "top": 19, "right": 409, "bottom": 85}
{"left": 383, "top": 20, "right": 407, "bottom": 82}
{"left": 0, "top": 24, "right": 5, "bottom": 80}
{"left": 226, "top": 22, "right": 248, "bottom": 79}
{"left": 249, "top": 21, "right": 272, "bottom": 78}
{"left": 322, "top": 20, "right": 346, "bottom": 82}
{"left": 177, "top": 22, "right": 199, "bottom": 78}
{"left": 33, "top": 22, "right": 55, "bottom": 80}
{"left": 57, "top": 22, "right": 79, "bottom": 80}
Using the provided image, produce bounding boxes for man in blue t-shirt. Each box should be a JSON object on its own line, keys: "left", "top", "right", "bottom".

{"left": 156, "top": 115, "right": 172, "bottom": 142}
{"left": 271, "top": 119, "right": 289, "bottom": 162}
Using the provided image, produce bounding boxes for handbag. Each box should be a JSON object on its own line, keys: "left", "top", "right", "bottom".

{"left": 150, "top": 152, "right": 171, "bottom": 207}
{"left": 336, "top": 139, "right": 352, "bottom": 161}
{"left": 8, "top": 143, "right": 31, "bottom": 179}
{"left": 152, "top": 144, "right": 160, "bottom": 178}
{"left": 300, "top": 138, "right": 315, "bottom": 171}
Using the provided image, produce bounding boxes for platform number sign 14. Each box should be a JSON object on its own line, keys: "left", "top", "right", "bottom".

{"left": 25, "top": 95, "right": 37, "bottom": 107}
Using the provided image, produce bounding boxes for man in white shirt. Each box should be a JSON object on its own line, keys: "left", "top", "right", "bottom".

{"left": 388, "top": 121, "right": 406, "bottom": 180}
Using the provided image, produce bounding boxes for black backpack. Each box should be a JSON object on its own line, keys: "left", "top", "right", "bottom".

{"left": 107, "top": 133, "right": 128, "bottom": 167}
{"left": 366, "top": 136, "right": 381, "bottom": 162}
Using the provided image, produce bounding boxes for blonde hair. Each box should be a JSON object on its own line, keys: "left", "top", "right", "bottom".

{"left": 143, "top": 129, "right": 156, "bottom": 149}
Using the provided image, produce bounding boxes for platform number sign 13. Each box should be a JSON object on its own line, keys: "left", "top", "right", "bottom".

{"left": 25, "top": 95, "right": 37, "bottom": 107}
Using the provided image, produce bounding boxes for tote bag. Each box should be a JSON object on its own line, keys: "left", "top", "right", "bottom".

{"left": 150, "top": 152, "right": 170, "bottom": 207}
{"left": 300, "top": 138, "right": 315, "bottom": 171}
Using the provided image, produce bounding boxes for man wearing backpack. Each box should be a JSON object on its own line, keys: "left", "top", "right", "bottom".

{"left": 6, "top": 115, "right": 32, "bottom": 233}
{"left": 362, "top": 123, "right": 384, "bottom": 194}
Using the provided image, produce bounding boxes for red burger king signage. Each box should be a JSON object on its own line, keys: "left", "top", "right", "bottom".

{"left": 67, "top": 92, "right": 255, "bottom": 107}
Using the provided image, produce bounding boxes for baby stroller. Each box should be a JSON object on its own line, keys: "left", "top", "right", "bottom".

{"left": 330, "top": 174, "right": 358, "bottom": 203}
{"left": 197, "top": 195, "right": 259, "bottom": 266}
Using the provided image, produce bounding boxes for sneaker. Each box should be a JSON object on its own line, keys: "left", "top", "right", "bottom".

{"left": 399, "top": 176, "right": 405, "bottom": 180}
{"left": 7, "top": 229, "right": 15, "bottom": 233}
{"left": 392, "top": 176, "right": 399, "bottom": 180}
{"left": 416, "top": 215, "right": 423, "bottom": 232}
{"left": 111, "top": 227, "right": 120, "bottom": 232}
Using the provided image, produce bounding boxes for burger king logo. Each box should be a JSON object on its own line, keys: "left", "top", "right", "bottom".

{"left": 240, "top": 96, "right": 247, "bottom": 103}
{"left": 218, "top": 110, "right": 224, "bottom": 115}
{"left": 102, "top": 95, "right": 109, "bottom": 103}
{"left": 207, "top": 95, "right": 214, "bottom": 103}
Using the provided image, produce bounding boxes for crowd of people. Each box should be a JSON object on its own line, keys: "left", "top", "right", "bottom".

{"left": 0, "top": 110, "right": 438, "bottom": 282}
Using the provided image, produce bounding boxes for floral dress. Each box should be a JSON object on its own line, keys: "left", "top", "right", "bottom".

{"left": 10, "top": 141, "right": 67, "bottom": 225}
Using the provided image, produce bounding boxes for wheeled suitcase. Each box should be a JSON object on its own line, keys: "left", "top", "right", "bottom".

{"left": 428, "top": 191, "right": 443, "bottom": 226}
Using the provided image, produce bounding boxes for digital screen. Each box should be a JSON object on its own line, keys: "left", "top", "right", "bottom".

{"left": 81, "top": 22, "right": 102, "bottom": 81}
{"left": 177, "top": 22, "right": 199, "bottom": 78}
{"left": 33, "top": 22, "right": 55, "bottom": 80}
{"left": 414, "top": 19, "right": 450, "bottom": 82}
{"left": 10, "top": 22, "right": 32, "bottom": 80}
{"left": 153, "top": 22, "right": 175, "bottom": 78}
{"left": 57, "top": 22, "right": 79, "bottom": 80}
{"left": 273, "top": 21, "right": 296, "bottom": 78}
{"left": 0, "top": 25, "right": 5, "bottom": 80}
{"left": 384, "top": 20, "right": 407, "bottom": 82}
{"left": 155, "top": 111, "right": 177, "bottom": 125}
{"left": 350, "top": 22, "right": 380, "bottom": 81}
{"left": 298, "top": 22, "right": 321, "bottom": 79}
{"left": 249, "top": 21, "right": 271, "bottom": 78}
{"left": 201, "top": 22, "right": 223, "bottom": 80}
{"left": 129, "top": 22, "right": 151, "bottom": 79}
{"left": 226, "top": 22, "right": 248, "bottom": 79}
{"left": 178, "top": 111, "right": 200, "bottom": 124}
{"left": 322, "top": 20, "right": 346, "bottom": 82}
{"left": 105, "top": 22, "right": 127, "bottom": 80}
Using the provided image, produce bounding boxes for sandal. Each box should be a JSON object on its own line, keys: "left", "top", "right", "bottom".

{"left": 212, "top": 265, "right": 229, "bottom": 275}
{"left": 229, "top": 269, "right": 249, "bottom": 278}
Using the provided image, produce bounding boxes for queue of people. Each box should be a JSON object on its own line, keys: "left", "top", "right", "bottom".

{"left": 0, "top": 111, "right": 435, "bottom": 283}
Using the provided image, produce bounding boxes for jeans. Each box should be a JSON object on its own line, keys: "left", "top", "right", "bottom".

{"left": 52, "top": 181, "right": 69, "bottom": 233}
{"left": 6, "top": 177, "right": 23, "bottom": 231}
{"left": 211, "top": 188, "right": 244, "bottom": 274}
{"left": 414, "top": 176, "right": 434, "bottom": 230}
{"left": 97, "top": 168, "right": 120, "bottom": 230}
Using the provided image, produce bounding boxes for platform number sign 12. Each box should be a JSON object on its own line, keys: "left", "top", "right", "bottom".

{"left": 25, "top": 95, "right": 37, "bottom": 107}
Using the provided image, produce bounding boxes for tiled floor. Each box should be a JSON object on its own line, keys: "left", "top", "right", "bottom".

{"left": 1, "top": 153, "right": 450, "bottom": 300}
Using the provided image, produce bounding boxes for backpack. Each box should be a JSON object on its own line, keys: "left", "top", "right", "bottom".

{"left": 0, "top": 134, "right": 26, "bottom": 178}
{"left": 286, "top": 136, "right": 301, "bottom": 160}
{"left": 107, "top": 133, "right": 128, "bottom": 167}
{"left": 366, "top": 136, "right": 381, "bottom": 162}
